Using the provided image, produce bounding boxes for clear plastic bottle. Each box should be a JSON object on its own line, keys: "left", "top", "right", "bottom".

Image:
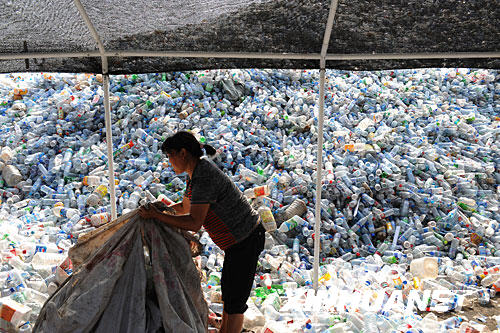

{"left": 206, "top": 271, "right": 221, "bottom": 288}
{"left": 90, "top": 212, "right": 111, "bottom": 227}
{"left": 260, "top": 273, "right": 272, "bottom": 290}
{"left": 278, "top": 215, "right": 307, "bottom": 233}
{"left": 258, "top": 206, "right": 276, "bottom": 232}
{"left": 86, "top": 184, "right": 108, "bottom": 206}
{"left": 283, "top": 199, "right": 307, "bottom": 221}
{"left": 134, "top": 128, "right": 154, "bottom": 145}
{"left": 126, "top": 191, "right": 141, "bottom": 209}
{"left": 82, "top": 175, "right": 100, "bottom": 186}
{"left": 243, "top": 185, "right": 270, "bottom": 199}
{"left": 53, "top": 206, "right": 79, "bottom": 220}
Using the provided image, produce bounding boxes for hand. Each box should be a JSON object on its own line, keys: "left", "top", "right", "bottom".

{"left": 151, "top": 201, "right": 169, "bottom": 211}
{"left": 151, "top": 201, "right": 176, "bottom": 215}
{"left": 138, "top": 203, "right": 161, "bottom": 219}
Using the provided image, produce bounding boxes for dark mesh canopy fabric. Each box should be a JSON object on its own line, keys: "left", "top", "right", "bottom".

{"left": 85, "top": 0, "right": 329, "bottom": 54}
{"left": 0, "top": 0, "right": 97, "bottom": 54}
{"left": 328, "top": 0, "right": 499, "bottom": 54}
{"left": 326, "top": 0, "right": 500, "bottom": 70}
{"left": 0, "top": 0, "right": 498, "bottom": 74}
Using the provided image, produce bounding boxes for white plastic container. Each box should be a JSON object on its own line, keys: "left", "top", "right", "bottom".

{"left": 0, "top": 146, "right": 13, "bottom": 162}
{"left": 0, "top": 298, "right": 32, "bottom": 326}
{"left": 410, "top": 257, "right": 438, "bottom": 279}
{"left": 243, "top": 300, "right": 265, "bottom": 330}
{"left": 31, "top": 252, "right": 66, "bottom": 271}
{"left": 2, "top": 165, "right": 22, "bottom": 187}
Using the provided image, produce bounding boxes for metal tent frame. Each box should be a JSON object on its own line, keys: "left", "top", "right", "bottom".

{"left": 2, "top": 0, "right": 499, "bottom": 293}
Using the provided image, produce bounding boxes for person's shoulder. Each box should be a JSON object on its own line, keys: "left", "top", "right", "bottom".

{"left": 199, "top": 157, "right": 216, "bottom": 170}
{"left": 194, "top": 158, "right": 222, "bottom": 178}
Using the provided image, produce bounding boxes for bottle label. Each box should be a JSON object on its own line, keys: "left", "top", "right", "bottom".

{"left": 99, "top": 213, "right": 108, "bottom": 224}
{"left": 470, "top": 233, "right": 482, "bottom": 245}
{"left": 95, "top": 185, "right": 108, "bottom": 198}
{"left": 160, "top": 196, "right": 175, "bottom": 206}
{"left": 393, "top": 276, "right": 403, "bottom": 290}
{"left": 208, "top": 273, "right": 220, "bottom": 284}
{"left": 0, "top": 303, "right": 16, "bottom": 322}
{"left": 254, "top": 186, "right": 266, "bottom": 197}
{"left": 35, "top": 245, "right": 47, "bottom": 253}
{"left": 259, "top": 208, "right": 276, "bottom": 232}
{"left": 286, "top": 217, "right": 298, "bottom": 229}
{"left": 344, "top": 144, "right": 354, "bottom": 152}
{"left": 93, "top": 213, "right": 109, "bottom": 226}
{"left": 82, "top": 176, "right": 91, "bottom": 186}
{"left": 120, "top": 142, "right": 133, "bottom": 151}
{"left": 259, "top": 209, "right": 274, "bottom": 223}
{"left": 59, "top": 208, "right": 68, "bottom": 218}
{"left": 413, "top": 277, "right": 421, "bottom": 289}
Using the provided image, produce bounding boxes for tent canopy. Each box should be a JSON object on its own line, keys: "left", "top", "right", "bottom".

{"left": 0, "top": 0, "right": 498, "bottom": 74}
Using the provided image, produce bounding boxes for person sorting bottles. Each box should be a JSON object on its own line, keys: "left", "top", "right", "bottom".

{"left": 138, "top": 131, "right": 265, "bottom": 333}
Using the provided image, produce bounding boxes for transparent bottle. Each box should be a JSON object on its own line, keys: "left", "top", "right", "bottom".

{"left": 86, "top": 184, "right": 108, "bottom": 206}
{"left": 90, "top": 212, "right": 110, "bottom": 227}
{"left": 243, "top": 185, "right": 270, "bottom": 199}
{"left": 82, "top": 175, "right": 100, "bottom": 186}
{"left": 283, "top": 198, "right": 307, "bottom": 221}
{"left": 278, "top": 215, "right": 307, "bottom": 233}
{"left": 258, "top": 206, "right": 276, "bottom": 232}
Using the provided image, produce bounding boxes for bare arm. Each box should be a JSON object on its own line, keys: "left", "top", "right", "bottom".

{"left": 168, "top": 195, "right": 191, "bottom": 215}
{"left": 139, "top": 202, "right": 208, "bottom": 232}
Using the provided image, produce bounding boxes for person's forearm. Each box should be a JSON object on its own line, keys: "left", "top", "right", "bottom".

{"left": 169, "top": 202, "right": 186, "bottom": 214}
{"left": 155, "top": 212, "right": 201, "bottom": 232}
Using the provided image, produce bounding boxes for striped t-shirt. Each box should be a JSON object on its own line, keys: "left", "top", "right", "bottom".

{"left": 184, "top": 158, "right": 260, "bottom": 250}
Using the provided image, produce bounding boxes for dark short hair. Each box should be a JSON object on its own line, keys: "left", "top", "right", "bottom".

{"left": 161, "top": 131, "right": 216, "bottom": 158}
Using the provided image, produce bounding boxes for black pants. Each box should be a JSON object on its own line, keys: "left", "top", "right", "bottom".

{"left": 221, "top": 224, "right": 265, "bottom": 314}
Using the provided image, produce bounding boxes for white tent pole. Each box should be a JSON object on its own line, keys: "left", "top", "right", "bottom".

{"left": 313, "top": 67, "right": 326, "bottom": 292}
{"left": 103, "top": 74, "right": 117, "bottom": 220}
{"left": 321, "top": 0, "right": 339, "bottom": 55}
{"left": 102, "top": 56, "right": 117, "bottom": 220}
{"left": 0, "top": 52, "right": 101, "bottom": 60}
{"left": 106, "top": 51, "right": 320, "bottom": 60}
{"left": 0, "top": 51, "right": 319, "bottom": 61}
{"left": 1, "top": 51, "right": 498, "bottom": 61}
{"left": 325, "top": 52, "right": 500, "bottom": 60}
{"left": 73, "top": 0, "right": 117, "bottom": 220}
{"left": 312, "top": 0, "right": 338, "bottom": 293}
{"left": 73, "top": 0, "right": 106, "bottom": 53}
{"left": 108, "top": 50, "right": 500, "bottom": 60}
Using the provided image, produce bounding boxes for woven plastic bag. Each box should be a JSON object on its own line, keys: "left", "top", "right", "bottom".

{"left": 33, "top": 210, "right": 207, "bottom": 333}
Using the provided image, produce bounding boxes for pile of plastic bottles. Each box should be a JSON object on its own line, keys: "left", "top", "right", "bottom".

{"left": 0, "top": 67, "right": 499, "bottom": 332}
